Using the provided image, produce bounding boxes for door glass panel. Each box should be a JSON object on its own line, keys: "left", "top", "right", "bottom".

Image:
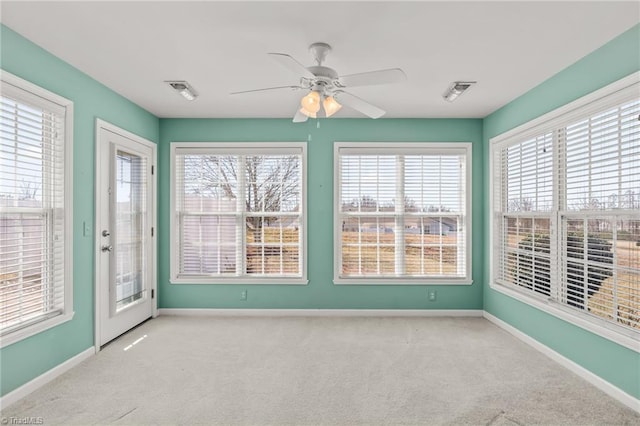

{"left": 115, "top": 150, "right": 146, "bottom": 311}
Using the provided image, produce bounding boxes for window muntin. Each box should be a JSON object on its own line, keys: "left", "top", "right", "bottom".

{"left": 0, "top": 71, "right": 73, "bottom": 344}
{"left": 171, "top": 143, "right": 306, "bottom": 283}
{"left": 493, "top": 91, "right": 640, "bottom": 335}
{"left": 335, "top": 143, "right": 471, "bottom": 284}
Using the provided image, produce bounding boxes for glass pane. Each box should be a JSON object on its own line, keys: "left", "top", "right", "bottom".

{"left": 341, "top": 216, "right": 395, "bottom": 276}
{"left": 182, "top": 155, "right": 238, "bottom": 212}
{"left": 503, "top": 216, "right": 551, "bottom": 296}
{"left": 564, "top": 217, "right": 640, "bottom": 330}
{"left": 565, "top": 101, "right": 640, "bottom": 212}
{"left": 504, "top": 134, "right": 553, "bottom": 212}
{"left": 405, "top": 155, "right": 464, "bottom": 213}
{"left": 340, "top": 155, "right": 396, "bottom": 213}
{"left": 612, "top": 272, "right": 640, "bottom": 329}
{"left": 115, "top": 150, "right": 146, "bottom": 311}
{"left": 405, "top": 216, "right": 461, "bottom": 276}
{"left": 181, "top": 215, "right": 237, "bottom": 274}
{"left": 0, "top": 98, "right": 45, "bottom": 207}
{"left": 563, "top": 218, "right": 613, "bottom": 309}
{"left": 245, "top": 216, "right": 301, "bottom": 275}
{"left": 618, "top": 219, "right": 640, "bottom": 271}
{"left": 0, "top": 213, "right": 47, "bottom": 328}
{"left": 244, "top": 155, "right": 301, "bottom": 213}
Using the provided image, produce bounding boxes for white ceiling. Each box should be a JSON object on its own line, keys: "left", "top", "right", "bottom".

{"left": 1, "top": 1, "right": 638, "bottom": 119}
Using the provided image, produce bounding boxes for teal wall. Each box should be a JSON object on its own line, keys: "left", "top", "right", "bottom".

{"left": 483, "top": 24, "right": 640, "bottom": 399}
{"left": 158, "top": 118, "right": 484, "bottom": 309}
{"left": 0, "top": 25, "right": 159, "bottom": 396}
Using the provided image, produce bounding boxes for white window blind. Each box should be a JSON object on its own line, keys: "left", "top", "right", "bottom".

{"left": 0, "top": 74, "right": 72, "bottom": 339}
{"left": 171, "top": 143, "right": 305, "bottom": 283}
{"left": 335, "top": 143, "right": 471, "bottom": 284}
{"left": 559, "top": 98, "right": 640, "bottom": 327}
{"left": 492, "top": 82, "right": 640, "bottom": 335}
{"left": 496, "top": 133, "right": 554, "bottom": 296}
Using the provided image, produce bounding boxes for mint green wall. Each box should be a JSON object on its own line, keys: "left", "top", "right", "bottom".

{"left": 158, "top": 118, "right": 484, "bottom": 309}
{"left": 483, "top": 24, "right": 640, "bottom": 399}
{"left": 0, "top": 25, "right": 159, "bottom": 396}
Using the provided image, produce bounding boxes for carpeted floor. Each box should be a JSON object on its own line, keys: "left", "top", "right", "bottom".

{"left": 2, "top": 316, "right": 638, "bottom": 425}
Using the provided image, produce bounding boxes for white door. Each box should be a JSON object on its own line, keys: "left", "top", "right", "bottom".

{"left": 96, "top": 121, "right": 156, "bottom": 347}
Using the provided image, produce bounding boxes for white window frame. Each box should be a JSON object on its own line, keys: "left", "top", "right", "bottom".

{"left": 489, "top": 71, "right": 640, "bottom": 352}
{"left": 0, "top": 70, "right": 74, "bottom": 349}
{"left": 170, "top": 142, "right": 307, "bottom": 285}
{"left": 334, "top": 142, "right": 472, "bottom": 285}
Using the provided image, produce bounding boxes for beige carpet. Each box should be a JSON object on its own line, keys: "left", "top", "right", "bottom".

{"left": 2, "top": 316, "right": 638, "bottom": 425}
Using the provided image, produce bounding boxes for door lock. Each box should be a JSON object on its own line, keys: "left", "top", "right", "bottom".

{"left": 101, "top": 244, "right": 113, "bottom": 252}
{"left": 102, "top": 230, "right": 110, "bottom": 237}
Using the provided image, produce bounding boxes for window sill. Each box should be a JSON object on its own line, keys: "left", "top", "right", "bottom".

{"left": 170, "top": 277, "right": 309, "bottom": 285}
{"left": 0, "top": 311, "right": 75, "bottom": 349}
{"left": 333, "top": 277, "right": 473, "bottom": 285}
{"left": 489, "top": 282, "right": 639, "bottom": 353}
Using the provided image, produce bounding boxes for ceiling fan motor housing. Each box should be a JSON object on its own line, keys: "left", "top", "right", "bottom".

{"left": 304, "top": 66, "right": 340, "bottom": 95}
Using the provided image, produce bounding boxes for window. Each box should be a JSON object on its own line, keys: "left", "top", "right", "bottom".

{"left": 170, "top": 142, "right": 306, "bottom": 284}
{"left": 491, "top": 74, "right": 640, "bottom": 341}
{"left": 0, "top": 70, "right": 73, "bottom": 347}
{"left": 334, "top": 142, "right": 472, "bottom": 284}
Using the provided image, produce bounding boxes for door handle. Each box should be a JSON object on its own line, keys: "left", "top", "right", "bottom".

{"left": 102, "top": 230, "right": 110, "bottom": 237}
{"left": 101, "top": 245, "right": 113, "bottom": 252}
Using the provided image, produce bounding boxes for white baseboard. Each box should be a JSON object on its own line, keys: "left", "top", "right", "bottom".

{"left": 483, "top": 311, "right": 640, "bottom": 414}
{"left": 158, "top": 308, "right": 484, "bottom": 317}
{"left": 0, "top": 347, "right": 94, "bottom": 411}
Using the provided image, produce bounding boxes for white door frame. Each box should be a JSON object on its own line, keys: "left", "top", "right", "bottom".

{"left": 94, "top": 119, "right": 158, "bottom": 352}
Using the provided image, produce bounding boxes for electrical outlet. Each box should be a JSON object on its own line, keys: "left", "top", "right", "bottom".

{"left": 428, "top": 289, "right": 437, "bottom": 302}
{"left": 83, "top": 221, "right": 91, "bottom": 237}
{"left": 240, "top": 290, "right": 248, "bottom": 301}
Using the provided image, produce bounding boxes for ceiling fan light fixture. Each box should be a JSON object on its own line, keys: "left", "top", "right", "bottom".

{"left": 323, "top": 96, "right": 342, "bottom": 117}
{"left": 299, "top": 108, "right": 317, "bottom": 118}
{"left": 300, "top": 90, "right": 321, "bottom": 113}
{"left": 166, "top": 80, "right": 198, "bottom": 101}
{"left": 443, "top": 81, "right": 476, "bottom": 102}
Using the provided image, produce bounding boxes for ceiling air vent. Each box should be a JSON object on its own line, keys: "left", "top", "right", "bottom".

{"left": 443, "top": 81, "right": 476, "bottom": 102}
{"left": 166, "top": 80, "right": 198, "bottom": 101}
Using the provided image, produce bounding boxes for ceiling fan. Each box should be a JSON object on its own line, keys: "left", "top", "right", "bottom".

{"left": 230, "top": 42, "right": 407, "bottom": 122}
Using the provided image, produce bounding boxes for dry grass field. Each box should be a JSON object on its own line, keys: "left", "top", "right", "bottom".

{"left": 589, "top": 239, "right": 640, "bottom": 329}
{"left": 245, "top": 227, "right": 300, "bottom": 274}
{"left": 341, "top": 232, "right": 459, "bottom": 275}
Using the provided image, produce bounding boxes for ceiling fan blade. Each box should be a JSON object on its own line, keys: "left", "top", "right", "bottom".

{"left": 268, "top": 53, "right": 316, "bottom": 80}
{"left": 334, "top": 91, "right": 385, "bottom": 119}
{"left": 293, "top": 109, "right": 309, "bottom": 123}
{"left": 339, "top": 68, "right": 406, "bottom": 88}
{"left": 230, "top": 85, "right": 303, "bottom": 95}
